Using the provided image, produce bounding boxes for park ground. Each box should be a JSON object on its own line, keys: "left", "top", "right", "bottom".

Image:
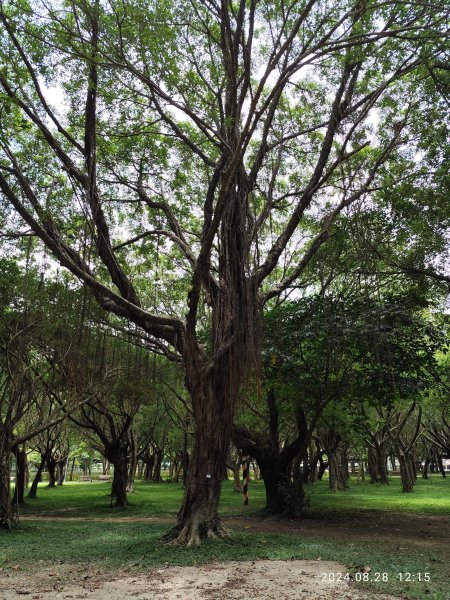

{"left": 1, "top": 477, "right": 449, "bottom": 600}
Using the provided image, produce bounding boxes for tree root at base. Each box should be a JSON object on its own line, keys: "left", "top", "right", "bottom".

{"left": 161, "top": 517, "right": 228, "bottom": 545}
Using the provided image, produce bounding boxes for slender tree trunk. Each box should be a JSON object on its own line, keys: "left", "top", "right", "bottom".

{"left": 127, "top": 437, "right": 137, "bottom": 493}
{"left": 422, "top": 456, "right": 430, "bottom": 479}
{"left": 317, "top": 457, "right": 328, "bottom": 480}
{"left": 69, "top": 457, "right": 76, "bottom": 481}
{"left": 232, "top": 456, "right": 241, "bottom": 492}
{"left": 28, "top": 458, "right": 45, "bottom": 499}
{"left": 437, "top": 455, "right": 446, "bottom": 478}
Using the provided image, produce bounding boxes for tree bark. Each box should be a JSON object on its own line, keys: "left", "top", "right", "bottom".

{"left": 13, "top": 447, "right": 27, "bottom": 505}
{"left": 174, "top": 374, "right": 229, "bottom": 544}
{"left": 0, "top": 442, "right": 13, "bottom": 528}
{"left": 233, "top": 390, "right": 309, "bottom": 518}
{"left": 28, "top": 458, "right": 45, "bottom": 499}
{"left": 57, "top": 459, "right": 66, "bottom": 485}
{"left": 108, "top": 444, "right": 129, "bottom": 507}
{"left": 143, "top": 453, "right": 155, "bottom": 482}
{"left": 126, "top": 433, "right": 137, "bottom": 493}
{"left": 437, "top": 454, "right": 446, "bottom": 478}
{"left": 152, "top": 448, "right": 163, "bottom": 482}
{"left": 368, "top": 443, "right": 389, "bottom": 484}
{"left": 46, "top": 457, "right": 57, "bottom": 488}
{"left": 399, "top": 453, "right": 416, "bottom": 492}
{"left": 69, "top": 457, "right": 76, "bottom": 481}
{"left": 328, "top": 442, "right": 349, "bottom": 491}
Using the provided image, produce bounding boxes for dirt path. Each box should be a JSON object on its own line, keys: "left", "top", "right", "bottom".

{"left": 1, "top": 560, "right": 398, "bottom": 600}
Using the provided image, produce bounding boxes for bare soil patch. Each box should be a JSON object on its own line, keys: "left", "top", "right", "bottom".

{"left": 0, "top": 560, "right": 397, "bottom": 600}
{"left": 227, "top": 510, "right": 450, "bottom": 555}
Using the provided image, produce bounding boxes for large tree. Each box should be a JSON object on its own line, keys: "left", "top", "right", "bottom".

{"left": 0, "top": 0, "right": 448, "bottom": 543}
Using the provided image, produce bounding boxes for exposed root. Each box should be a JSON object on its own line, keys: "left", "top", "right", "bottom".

{"left": 162, "top": 516, "right": 228, "bottom": 545}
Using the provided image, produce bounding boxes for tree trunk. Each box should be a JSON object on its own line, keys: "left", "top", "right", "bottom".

{"left": 329, "top": 443, "right": 349, "bottom": 491}
{"left": 437, "top": 455, "right": 446, "bottom": 478}
{"left": 317, "top": 456, "right": 328, "bottom": 480}
{"left": 174, "top": 408, "right": 227, "bottom": 543}
{"left": 28, "top": 458, "right": 45, "bottom": 499}
{"left": 368, "top": 444, "right": 389, "bottom": 484}
{"left": 102, "top": 459, "right": 110, "bottom": 476}
{"left": 69, "top": 457, "right": 76, "bottom": 481}
{"left": 0, "top": 442, "right": 13, "bottom": 528}
{"left": 152, "top": 448, "right": 163, "bottom": 482}
{"left": 143, "top": 453, "right": 155, "bottom": 481}
{"left": 47, "top": 457, "right": 57, "bottom": 488}
{"left": 57, "top": 459, "right": 66, "bottom": 486}
{"left": 231, "top": 457, "right": 241, "bottom": 492}
{"left": 422, "top": 456, "right": 430, "bottom": 479}
{"left": 399, "top": 453, "right": 416, "bottom": 492}
{"left": 13, "top": 447, "right": 27, "bottom": 505}
{"left": 108, "top": 445, "right": 129, "bottom": 507}
{"left": 126, "top": 437, "right": 137, "bottom": 493}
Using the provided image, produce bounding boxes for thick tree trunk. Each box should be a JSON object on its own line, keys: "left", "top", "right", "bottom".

{"left": 0, "top": 444, "right": 13, "bottom": 528}
{"left": 175, "top": 407, "right": 227, "bottom": 543}
{"left": 47, "top": 457, "right": 57, "bottom": 488}
{"left": 152, "top": 448, "right": 163, "bottom": 482}
{"left": 173, "top": 361, "right": 234, "bottom": 544}
{"left": 143, "top": 454, "right": 155, "bottom": 481}
{"left": 368, "top": 444, "right": 389, "bottom": 484}
{"left": 28, "top": 458, "right": 45, "bottom": 499}
{"left": 108, "top": 445, "right": 129, "bottom": 507}
{"left": 329, "top": 443, "right": 349, "bottom": 492}
{"left": 399, "top": 453, "right": 416, "bottom": 492}
{"left": 57, "top": 459, "right": 66, "bottom": 486}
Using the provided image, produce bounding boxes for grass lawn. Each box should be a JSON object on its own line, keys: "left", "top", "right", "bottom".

{"left": 2, "top": 475, "right": 449, "bottom": 600}
{"left": 18, "top": 475, "right": 450, "bottom": 518}
{"left": 306, "top": 476, "right": 450, "bottom": 516}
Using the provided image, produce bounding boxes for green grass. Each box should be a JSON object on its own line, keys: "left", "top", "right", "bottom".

{"left": 1, "top": 520, "right": 447, "bottom": 600}
{"left": 19, "top": 475, "right": 449, "bottom": 518}
{"left": 305, "top": 476, "right": 450, "bottom": 516}
{"left": 3, "top": 475, "right": 449, "bottom": 600}
{"left": 18, "top": 479, "right": 267, "bottom": 517}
